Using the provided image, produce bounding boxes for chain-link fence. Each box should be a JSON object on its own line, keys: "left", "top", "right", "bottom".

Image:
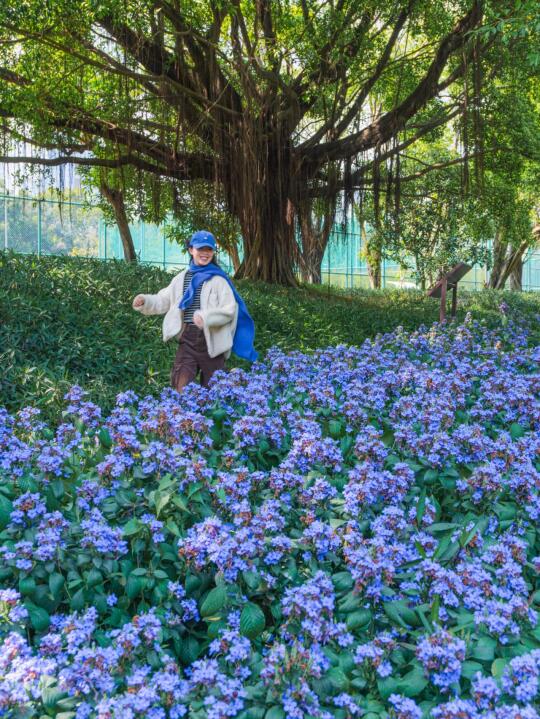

{"left": 2, "top": 193, "right": 539, "bottom": 290}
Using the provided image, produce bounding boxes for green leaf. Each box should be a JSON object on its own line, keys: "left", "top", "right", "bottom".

{"left": 397, "top": 665, "right": 428, "bottom": 697}
{"left": 416, "top": 488, "right": 426, "bottom": 525}
{"left": 423, "top": 468, "right": 438, "bottom": 483}
{"left": 19, "top": 576, "right": 36, "bottom": 596}
{"left": 172, "top": 495, "right": 189, "bottom": 512}
{"left": 86, "top": 568, "right": 103, "bottom": 587}
{"left": 99, "top": 427, "right": 113, "bottom": 448}
{"left": 50, "top": 479, "right": 65, "bottom": 500}
{"left": 265, "top": 707, "right": 286, "bottom": 719}
{"left": 510, "top": 422, "right": 526, "bottom": 440}
{"left": 492, "top": 657, "right": 509, "bottom": 678}
{"left": 338, "top": 590, "right": 362, "bottom": 613}
{"left": 327, "top": 666, "right": 349, "bottom": 691}
{"left": 200, "top": 585, "right": 227, "bottom": 618}
{"left": 48, "top": 573, "right": 65, "bottom": 600}
{"left": 240, "top": 602, "right": 266, "bottom": 639}
{"left": 154, "top": 491, "right": 173, "bottom": 518}
{"left": 42, "top": 685, "right": 68, "bottom": 710}
{"left": 328, "top": 419, "right": 343, "bottom": 438}
{"left": 472, "top": 636, "right": 497, "bottom": 662}
{"left": 179, "top": 635, "right": 200, "bottom": 665}
{"left": 431, "top": 594, "right": 440, "bottom": 624}
{"left": 211, "top": 407, "right": 228, "bottom": 424}
{"left": 332, "top": 571, "right": 354, "bottom": 593}
{"left": 122, "top": 518, "right": 141, "bottom": 536}
{"left": 70, "top": 588, "right": 85, "bottom": 611}
{"left": 428, "top": 522, "right": 461, "bottom": 532}
{"left": 242, "top": 571, "right": 261, "bottom": 591}
{"left": 0, "top": 495, "right": 14, "bottom": 529}
{"left": 346, "top": 609, "right": 372, "bottom": 631}
{"left": 377, "top": 675, "right": 399, "bottom": 700}
{"left": 126, "top": 574, "right": 145, "bottom": 599}
{"left": 338, "top": 651, "right": 355, "bottom": 674}
{"left": 26, "top": 603, "right": 50, "bottom": 632}
{"left": 383, "top": 600, "right": 420, "bottom": 628}
{"left": 461, "top": 660, "right": 483, "bottom": 679}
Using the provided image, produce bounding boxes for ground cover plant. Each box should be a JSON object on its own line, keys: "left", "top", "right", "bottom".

{"left": 0, "top": 305, "right": 539, "bottom": 718}
{"left": 2, "top": 251, "right": 540, "bottom": 423}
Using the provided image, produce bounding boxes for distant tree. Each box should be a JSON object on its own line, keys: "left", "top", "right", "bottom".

{"left": 0, "top": 0, "right": 489, "bottom": 283}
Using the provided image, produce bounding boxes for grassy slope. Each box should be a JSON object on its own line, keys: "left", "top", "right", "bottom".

{"left": 2, "top": 251, "right": 539, "bottom": 420}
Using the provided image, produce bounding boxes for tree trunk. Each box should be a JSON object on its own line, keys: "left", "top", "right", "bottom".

{"left": 509, "top": 256, "right": 523, "bottom": 291}
{"left": 297, "top": 195, "right": 337, "bottom": 284}
{"left": 366, "top": 232, "right": 382, "bottom": 289}
{"left": 225, "top": 118, "right": 299, "bottom": 285}
{"left": 100, "top": 181, "right": 137, "bottom": 262}
{"left": 488, "top": 228, "right": 529, "bottom": 290}
{"left": 235, "top": 205, "right": 298, "bottom": 285}
{"left": 227, "top": 241, "right": 241, "bottom": 274}
{"left": 497, "top": 241, "right": 529, "bottom": 290}
{"left": 488, "top": 228, "right": 507, "bottom": 288}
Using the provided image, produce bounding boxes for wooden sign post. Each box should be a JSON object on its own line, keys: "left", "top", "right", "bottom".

{"left": 427, "top": 263, "right": 471, "bottom": 322}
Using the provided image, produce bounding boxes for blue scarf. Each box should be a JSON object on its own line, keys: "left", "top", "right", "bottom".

{"left": 179, "top": 261, "right": 258, "bottom": 362}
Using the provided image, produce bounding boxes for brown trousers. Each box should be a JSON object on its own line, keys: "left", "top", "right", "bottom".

{"left": 170, "top": 323, "right": 226, "bottom": 391}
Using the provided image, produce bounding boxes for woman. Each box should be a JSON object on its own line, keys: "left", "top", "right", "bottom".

{"left": 132, "top": 230, "right": 257, "bottom": 391}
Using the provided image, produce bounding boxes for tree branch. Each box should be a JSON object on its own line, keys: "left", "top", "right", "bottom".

{"left": 299, "top": 4, "right": 412, "bottom": 149}
{"left": 0, "top": 152, "right": 212, "bottom": 181}
{"left": 301, "top": 1, "right": 483, "bottom": 165}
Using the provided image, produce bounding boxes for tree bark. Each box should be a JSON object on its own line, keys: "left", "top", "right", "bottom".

{"left": 100, "top": 181, "right": 137, "bottom": 262}
{"left": 227, "top": 119, "right": 300, "bottom": 285}
{"left": 366, "top": 237, "right": 382, "bottom": 289}
{"left": 297, "top": 196, "right": 337, "bottom": 284}
{"left": 227, "top": 241, "right": 241, "bottom": 274}
{"left": 509, "top": 256, "right": 523, "bottom": 291}
{"left": 488, "top": 229, "right": 529, "bottom": 290}
{"left": 488, "top": 228, "right": 507, "bottom": 288}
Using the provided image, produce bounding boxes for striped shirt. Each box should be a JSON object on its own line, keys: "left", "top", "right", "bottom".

{"left": 182, "top": 270, "right": 203, "bottom": 324}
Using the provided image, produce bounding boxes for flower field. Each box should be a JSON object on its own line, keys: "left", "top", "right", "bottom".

{"left": 1, "top": 312, "right": 539, "bottom": 718}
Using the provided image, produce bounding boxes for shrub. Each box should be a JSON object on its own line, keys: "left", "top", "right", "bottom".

{"left": 0, "top": 313, "right": 539, "bottom": 717}
{"left": 2, "top": 251, "right": 540, "bottom": 422}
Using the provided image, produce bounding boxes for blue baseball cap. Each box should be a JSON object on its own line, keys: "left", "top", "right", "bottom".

{"left": 189, "top": 230, "right": 216, "bottom": 250}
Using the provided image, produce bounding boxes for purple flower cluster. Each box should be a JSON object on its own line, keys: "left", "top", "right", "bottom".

{"left": 80, "top": 509, "right": 128, "bottom": 556}
{"left": 502, "top": 651, "right": 540, "bottom": 703}
{"left": 0, "top": 588, "right": 28, "bottom": 623}
{"left": 282, "top": 571, "right": 352, "bottom": 647}
{"left": 0, "top": 314, "right": 539, "bottom": 717}
{"left": 355, "top": 632, "right": 397, "bottom": 678}
{"left": 416, "top": 627, "right": 466, "bottom": 691}
{"left": 9, "top": 492, "right": 47, "bottom": 526}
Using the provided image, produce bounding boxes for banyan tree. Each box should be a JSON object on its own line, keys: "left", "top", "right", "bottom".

{"left": 0, "top": 0, "right": 489, "bottom": 284}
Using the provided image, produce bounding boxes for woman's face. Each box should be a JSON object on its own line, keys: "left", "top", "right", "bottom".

{"left": 189, "top": 245, "right": 215, "bottom": 266}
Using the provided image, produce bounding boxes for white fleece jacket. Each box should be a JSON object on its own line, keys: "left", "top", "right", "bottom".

{"left": 134, "top": 269, "right": 238, "bottom": 359}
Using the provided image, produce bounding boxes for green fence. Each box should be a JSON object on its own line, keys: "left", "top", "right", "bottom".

{"left": 2, "top": 193, "right": 539, "bottom": 290}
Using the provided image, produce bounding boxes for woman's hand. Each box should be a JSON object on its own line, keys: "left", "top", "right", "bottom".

{"left": 193, "top": 311, "right": 205, "bottom": 328}
{"left": 132, "top": 295, "right": 145, "bottom": 309}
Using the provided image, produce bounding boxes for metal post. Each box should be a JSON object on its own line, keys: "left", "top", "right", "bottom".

{"left": 37, "top": 199, "right": 42, "bottom": 256}
{"left": 440, "top": 277, "right": 447, "bottom": 322}
{"left": 3, "top": 195, "right": 7, "bottom": 250}
{"left": 162, "top": 228, "right": 166, "bottom": 269}
{"left": 451, "top": 284, "right": 457, "bottom": 317}
{"left": 140, "top": 221, "right": 145, "bottom": 263}
{"left": 104, "top": 223, "right": 107, "bottom": 260}
{"left": 327, "top": 240, "right": 331, "bottom": 285}
{"left": 346, "top": 234, "right": 349, "bottom": 289}
{"left": 3, "top": 166, "right": 7, "bottom": 250}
